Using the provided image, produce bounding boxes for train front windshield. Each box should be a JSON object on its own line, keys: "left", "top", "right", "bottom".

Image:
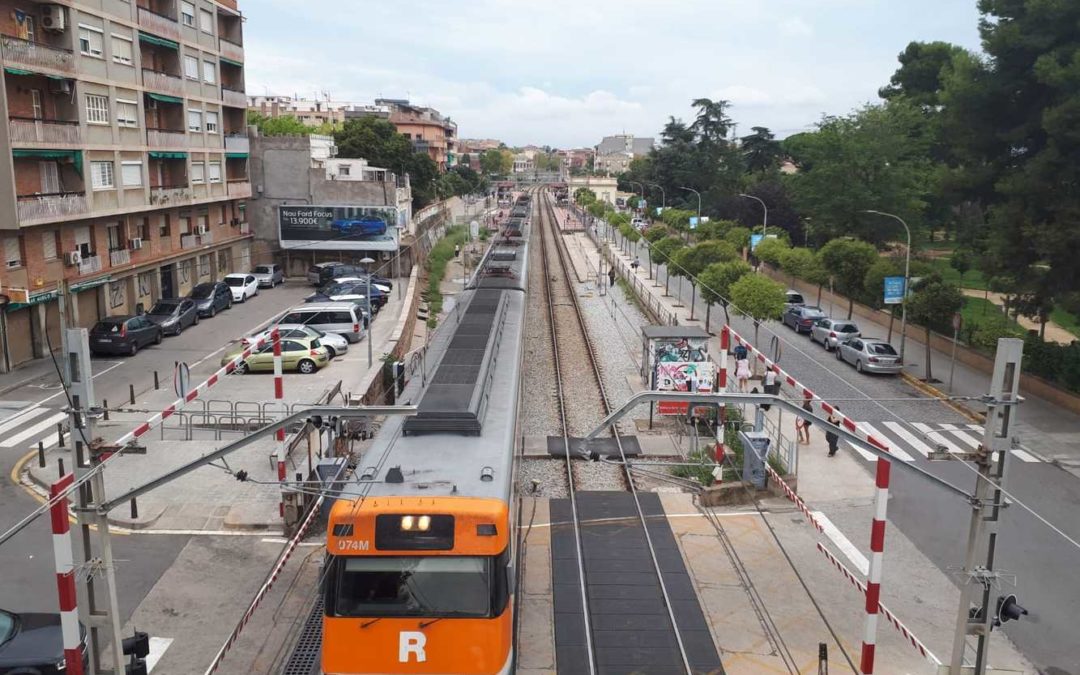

{"left": 332, "top": 556, "right": 495, "bottom": 618}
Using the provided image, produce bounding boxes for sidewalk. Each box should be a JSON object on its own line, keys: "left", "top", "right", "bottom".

{"left": 961, "top": 288, "right": 1076, "bottom": 344}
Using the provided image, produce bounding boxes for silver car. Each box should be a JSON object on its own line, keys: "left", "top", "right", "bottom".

{"left": 241, "top": 323, "right": 349, "bottom": 358}
{"left": 835, "top": 338, "right": 903, "bottom": 374}
{"left": 810, "top": 318, "right": 862, "bottom": 351}
{"left": 252, "top": 264, "right": 284, "bottom": 288}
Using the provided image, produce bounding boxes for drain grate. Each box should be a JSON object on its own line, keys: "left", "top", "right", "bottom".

{"left": 281, "top": 596, "right": 323, "bottom": 675}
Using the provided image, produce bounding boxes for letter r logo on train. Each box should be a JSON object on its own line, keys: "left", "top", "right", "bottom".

{"left": 399, "top": 631, "right": 427, "bottom": 663}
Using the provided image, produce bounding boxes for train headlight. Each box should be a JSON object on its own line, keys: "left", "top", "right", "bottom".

{"left": 417, "top": 515, "right": 431, "bottom": 531}
{"left": 401, "top": 515, "right": 415, "bottom": 531}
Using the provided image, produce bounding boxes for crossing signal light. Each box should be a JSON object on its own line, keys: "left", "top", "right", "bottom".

{"left": 996, "top": 594, "right": 1028, "bottom": 625}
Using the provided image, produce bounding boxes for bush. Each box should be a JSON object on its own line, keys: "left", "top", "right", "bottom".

{"left": 1023, "top": 336, "right": 1080, "bottom": 394}
{"left": 754, "top": 238, "right": 790, "bottom": 266}
{"left": 966, "top": 312, "right": 1025, "bottom": 351}
{"left": 424, "top": 225, "right": 468, "bottom": 326}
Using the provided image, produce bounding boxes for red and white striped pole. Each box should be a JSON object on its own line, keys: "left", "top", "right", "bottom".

{"left": 271, "top": 328, "right": 286, "bottom": 517}
{"left": 716, "top": 326, "right": 730, "bottom": 462}
{"left": 50, "top": 473, "right": 83, "bottom": 675}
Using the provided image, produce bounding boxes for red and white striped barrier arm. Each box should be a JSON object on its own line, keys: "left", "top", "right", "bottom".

{"left": 816, "top": 542, "right": 941, "bottom": 666}
{"left": 50, "top": 473, "right": 83, "bottom": 675}
{"left": 272, "top": 328, "right": 287, "bottom": 518}
{"left": 764, "top": 463, "right": 824, "bottom": 533}
{"left": 725, "top": 325, "right": 893, "bottom": 673}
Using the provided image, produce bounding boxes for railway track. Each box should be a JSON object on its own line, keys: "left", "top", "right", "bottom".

{"left": 534, "top": 188, "right": 698, "bottom": 675}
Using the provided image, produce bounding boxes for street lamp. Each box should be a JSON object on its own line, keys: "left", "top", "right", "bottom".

{"left": 679, "top": 186, "right": 701, "bottom": 239}
{"left": 360, "top": 256, "right": 375, "bottom": 368}
{"left": 739, "top": 193, "right": 768, "bottom": 241}
{"left": 646, "top": 182, "right": 666, "bottom": 211}
{"left": 863, "top": 210, "right": 911, "bottom": 362}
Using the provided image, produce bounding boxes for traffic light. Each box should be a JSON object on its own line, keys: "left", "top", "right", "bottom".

{"left": 996, "top": 594, "right": 1028, "bottom": 625}
{"left": 122, "top": 630, "right": 149, "bottom": 675}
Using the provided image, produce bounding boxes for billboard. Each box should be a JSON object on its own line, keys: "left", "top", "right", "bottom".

{"left": 883, "top": 276, "right": 906, "bottom": 305}
{"left": 278, "top": 205, "right": 401, "bottom": 252}
{"left": 648, "top": 335, "right": 715, "bottom": 416}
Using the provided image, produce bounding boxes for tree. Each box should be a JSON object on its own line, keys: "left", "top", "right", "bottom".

{"left": 652, "top": 236, "right": 685, "bottom": 296}
{"left": 730, "top": 274, "right": 786, "bottom": 346}
{"left": 817, "top": 239, "right": 879, "bottom": 317}
{"left": 879, "top": 41, "right": 969, "bottom": 108}
{"left": 247, "top": 111, "right": 310, "bottom": 136}
{"left": 753, "top": 238, "right": 790, "bottom": 267}
{"left": 950, "top": 248, "right": 973, "bottom": 285}
{"left": 575, "top": 188, "right": 597, "bottom": 206}
{"left": 690, "top": 98, "right": 734, "bottom": 146}
{"left": 906, "top": 275, "right": 964, "bottom": 381}
{"left": 333, "top": 116, "right": 440, "bottom": 208}
{"left": 694, "top": 219, "right": 734, "bottom": 242}
{"left": 700, "top": 260, "right": 752, "bottom": 330}
{"left": 741, "top": 126, "right": 782, "bottom": 173}
{"left": 480, "top": 148, "right": 513, "bottom": 175}
{"left": 724, "top": 226, "right": 751, "bottom": 252}
{"left": 779, "top": 247, "right": 824, "bottom": 289}
{"left": 671, "top": 241, "right": 738, "bottom": 320}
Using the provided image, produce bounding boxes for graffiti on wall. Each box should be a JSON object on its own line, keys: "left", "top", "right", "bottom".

{"left": 179, "top": 260, "right": 190, "bottom": 284}
{"left": 108, "top": 281, "right": 125, "bottom": 310}
{"left": 138, "top": 273, "right": 153, "bottom": 298}
{"left": 648, "top": 336, "right": 714, "bottom": 416}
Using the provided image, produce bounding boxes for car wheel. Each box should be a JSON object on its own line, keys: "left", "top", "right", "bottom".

{"left": 326, "top": 346, "right": 338, "bottom": 358}
{"left": 194, "top": 314, "right": 200, "bottom": 326}
{"left": 835, "top": 348, "right": 843, "bottom": 362}
{"left": 856, "top": 360, "right": 864, "bottom": 373}
{"left": 234, "top": 361, "right": 248, "bottom": 374}
{"left": 239, "top": 293, "right": 245, "bottom": 303}
{"left": 227, "top": 299, "right": 233, "bottom": 309}
{"left": 154, "top": 331, "right": 163, "bottom": 345}
{"left": 297, "top": 359, "right": 317, "bottom": 374}
{"left": 129, "top": 342, "right": 138, "bottom": 356}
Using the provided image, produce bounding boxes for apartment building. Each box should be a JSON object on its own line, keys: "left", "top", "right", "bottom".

{"left": 247, "top": 95, "right": 391, "bottom": 127}
{"left": 376, "top": 98, "right": 457, "bottom": 172}
{"left": 0, "top": 0, "right": 251, "bottom": 372}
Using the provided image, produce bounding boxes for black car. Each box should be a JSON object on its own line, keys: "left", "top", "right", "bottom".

{"left": 0, "top": 608, "right": 86, "bottom": 674}
{"left": 315, "top": 282, "right": 388, "bottom": 309}
{"left": 782, "top": 305, "right": 827, "bottom": 334}
{"left": 311, "top": 264, "right": 394, "bottom": 289}
{"left": 89, "top": 315, "right": 163, "bottom": 356}
{"left": 188, "top": 281, "right": 232, "bottom": 318}
{"left": 145, "top": 298, "right": 200, "bottom": 336}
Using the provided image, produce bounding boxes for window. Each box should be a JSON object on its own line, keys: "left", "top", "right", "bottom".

{"left": 111, "top": 34, "right": 133, "bottom": 65}
{"left": 78, "top": 25, "right": 104, "bottom": 57}
{"left": 5, "top": 236, "right": 23, "bottom": 269}
{"left": 39, "top": 161, "right": 59, "bottom": 193}
{"left": 121, "top": 161, "right": 143, "bottom": 187}
{"left": 205, "top": 111, "right": 219, "bottom": 133}
{"left": 187, "top": 109, "right": 202, "bottom": 132}
{"left": 86, "top": 94, "right": 109, "bottom": 124}
{"left": 179, "top": 216, "right": 190, "bottom": 234}
{"left": 202, "top": 60, "right": 216, "bottom": 84}
{"left": 75, "top": 225, "right": 92, "bottom": 258}
{"left": 116, "top": 100, "right": 138, "bottom": 127}
{"left": 199, "top": 9, "right": 213, "bottom": 33}
{"left": 159, "top": 214, "right": 171, "bottom": 238}
{"left": 208, "top": 162, "right": 222, "bottom": 183}
{"left": 183, "top": 55, "right": 199, "bottom": 80}
{"left": 91, "top": 161, "right": 115, "bottom": 190}
{"left": 137, "top": 218, "right": 150, "bottom": 241}
{"left": 181, "top": 1, "right": 195, "bottom": 26}
{"left": 339, "top": 165, "right": 351, "bottom": 176}
{"left": 190, "top": 162, "right": 205, "bottom": 183}
{"left": 30, "top": 90, "right": 42, "bottom": 119}
{"left": 17, "top": 14, "right": 34, "bottom": 42}
{"left": 106, "top": 223, "right": 123, "bottom": 251}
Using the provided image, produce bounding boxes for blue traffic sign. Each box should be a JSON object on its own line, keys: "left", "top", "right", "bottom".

{"left": 884, "top": 276, "right": 906, "bottom": 305}
{"left": 750, "top": 234, "right": 764, "bottom": 250}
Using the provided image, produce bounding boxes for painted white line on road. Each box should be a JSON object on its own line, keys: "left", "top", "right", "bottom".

{"left": 911, "top": 422, "right": 966, "bottom": 455}
{"left": 0, "top": 412, "right": 66, "bottom": 448}
{"left": 857, "top": 422, "right": 915, "bottom": 462}
{"left": 812, "top": 510, "right": 869, "bottom": 577}
{"left": 881, "top": 421, "right": 936, "bottom": 458}
{"left": 966, "top": 424, "right": 984, "bottom": 432}
{"left": 146, "top": 637, "right": 173, "bottom": 673}
{"left": 942, "top": 428, "right": 980, "bottom": 451}
{"left": 37, "top": 361, "right": 125, "bottom": 406}
{"left": 0, "top": 405, "right": 51, "bottom": 436}
{"left": 1011, "top": 448, "right": 1040, "bottom": 463}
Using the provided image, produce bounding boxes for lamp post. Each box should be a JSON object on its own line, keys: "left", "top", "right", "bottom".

{"left": 739, "top": 193, "right": 768, "bottom": 240}
{"left": 360, "top": 256, "right": 375, "bottom": 368}
{"left": 863, "top": 210, "right": 911, "bottom": 362}
{"left": 679, "top": 186, "right": 701, "bottom": 236}
{"left": 646, "top": 182, "right": 666, "bottom": 213}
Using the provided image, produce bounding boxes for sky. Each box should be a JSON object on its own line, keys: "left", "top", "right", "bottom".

{"left": 242, "top": 0, "right": 984, "bottom": 148}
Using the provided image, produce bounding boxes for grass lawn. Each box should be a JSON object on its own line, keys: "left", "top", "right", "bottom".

{"left": 1050, "top": 307, "right": 1080, "bottom": 337}
{"left": 924, "top": 257, "right": 989, "bottom": 291}
{"left": 961, "top": 296, "right": 1020, "bottom": 330}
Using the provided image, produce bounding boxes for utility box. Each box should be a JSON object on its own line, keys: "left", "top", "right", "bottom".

{"left": 739, "top": 430, "right": 771, "bottom": 489}
{"left": 316, "top": 457, "right": 348, "bottom": 520}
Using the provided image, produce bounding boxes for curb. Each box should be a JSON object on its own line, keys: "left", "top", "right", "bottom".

{"left": 900, "top": 372, "right": 986, "bottom": 424}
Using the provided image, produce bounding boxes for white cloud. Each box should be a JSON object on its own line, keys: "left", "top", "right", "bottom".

{"left": 780, "top": 16, "right": 814, "bottom": 37}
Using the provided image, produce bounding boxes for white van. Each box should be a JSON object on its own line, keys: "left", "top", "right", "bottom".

{"left": 278, "top": 302, "right": 364, "bottom": 343}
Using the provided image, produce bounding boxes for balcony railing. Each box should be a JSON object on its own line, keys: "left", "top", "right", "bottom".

{"left": 142, "top": 68, "right": 185, "bottom": 96}
{"left": 180, "top": 234, "right": 199, "bottom": 249}
{"left": 221, "top": 86, "right": 246, "bottom": 108}
{"left": 147, "top": 128, "right": 186, "bottom": 147}
{"left": 150, "top": 185, "right": 191, "bottom": 206}
{"left": 199, "top": 231, "right": 214, "bottom": 245}
{"left": 226, "top": 179, "right": 251, "bottom": 198}
{"left": 219, "top": 38, "right": 243, "bottom": 62}
{"left": 8, "top": 117, "right": 82, "bottom": 145}
{"left": 224, "top": 134, "right": 249, "bottom": 153}
{"left": 109, "top": 248, "right": 131, "bottom": 267}
{"left": 77, "top": 255, "right": 102, "bottom": 276}
{"left": 16, "top": 191, "right": 89, "bottom": 223}
{"left": 1, "top": 35, "right": 74, "bottom": 73}
{"left": 137, "top": 6, "right": 180, "bottom": 40}
{"left": 239, "top": 222, "right": 250, "bottom": 235}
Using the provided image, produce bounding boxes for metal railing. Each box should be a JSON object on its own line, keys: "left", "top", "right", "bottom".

{"left": 147, "top": 128, "right": 186, "bottom": 147}
{"left": 109, "top": 248, "right": 130, "bottom": 267}
{"left": 221, "top": 86, "right": 246, "bottom": 108}
{"left": 137, "top": 6, "right": 180, "bottom": 40}
{"left": 219, "top": 37, "right": 243, "bottom": 62}
{"left": 226, "top": 179, "right": 251, "bottom": 198}
{"left": 78, "top": 254, "right": 102, "bottom": 276}
{"left": 16, "top": 191, "right": 89, "bottom": 223}
{"left": 224, "top": 134, "right": 249, "bottom": 152}
{"left": 150, "top": 185, "right": 191, "bottom": 206}
{"left": 8, "top": 117, "right": 81, "bottom": 144}
{"left": 142, "top": 68, "right": 184, "bottom": 95}
{"left": 180, "top": 233, "right": 199, "bottom": 249}
{"left": 1, "top": 34, "right": 74, "bottom": 73}
{"left": 239, "top": 222, "right": 250, "bottom": 235}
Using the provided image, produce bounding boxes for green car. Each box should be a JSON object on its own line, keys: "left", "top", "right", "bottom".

{"left": 222, "top": 336, "right": 330, "bottom": 374}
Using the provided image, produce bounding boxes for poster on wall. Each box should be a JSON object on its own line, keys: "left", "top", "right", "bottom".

{"left": 278, "top": 205, "right": 400, "bottom": 251}
{"left": 648, "top": 335, "right": 715, "bottom": 415}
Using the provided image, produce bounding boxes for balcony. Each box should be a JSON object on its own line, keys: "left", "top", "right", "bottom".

{"left": 221, "top": 86, "right": 246, "bottom": 108}
{"left": 239, "top": 222, "right": 250, "bottom": 235}
{"left": 219, "top": 38, "right": 243, "bottom": 62}
{"left": 224, "top": 134, "right": 249, "bottom": 153}
{"left": 142, "top": 69, "right": 184, "bottom": 96}
{"left": 8, "top": 117, "right": 81, "bottom": 145}
{"left": 137, "top": 6, "right": 180, "bottom": 41}
{"left": 150, "top": 185, "right": 191, "bottom": 206}
{"left": 199, "top": 231, "right": 214, "bottom": 245}
{"left": 147, "top": 128, "right": 186, "bottom": 148}
{"left": 77, "top": 255, "right": 102, "bottom": 277}
{"left": 16, "top": 191, "right": 89, "bottom": 224}
{"left": 109, "top": 248, "right": 131, "bottom": 267}
{"left": 180, "top": 233, "right": 199, "bottom": 249}
{"left": 226, "top": 179, "right": 251, "bottom": 198}
{"left": 1, "top": 35, "right": 74, "bottom": 74}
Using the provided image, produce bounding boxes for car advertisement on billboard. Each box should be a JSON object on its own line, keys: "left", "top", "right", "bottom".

{"left": 278, "top": 205, "right": 401, "bottom": 251}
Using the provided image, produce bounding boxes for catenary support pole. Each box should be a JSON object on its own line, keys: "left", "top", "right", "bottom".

{"left": 272, "top": 328, "right": 286, "bottom": 518}
{"left": 49, "top": 472, "right": 83, "bottom": 675}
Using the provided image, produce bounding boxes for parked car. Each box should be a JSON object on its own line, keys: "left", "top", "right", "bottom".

{"left": 145, "top": 298, "right": 200, "bottom": 336}
{"left": 278, "top": 303, "right": 366, "bottom": 343}
{"left": 241, "top": 324, "right": 349, "bottom": 358}
{"left": 836, "top": 338, "right": 903, "bottom": 374}
{"left": 323, "top": 276, "right": 392, "bottom": 295}
{"left": 782, "top": 305, "right": 827, "bottom": 333}
{"left": 189, "top": 281, "right": 232, "bottom": 318}
{"left": 310, "top": 264, "right": 394, "bottom": 290}
{"left": 784, "top": 290, "right": 806, "bottom": 311}
{"left": 309, "top": 282, "right": 386, "bottom": 310}
{"left": 224, "top": 273, "right": 259, "bottom": 303}
{"left": 330, "top": 217, "right": 387, "bottom": 237}
{"left": 0, "top": 607, "right": 86, "bottom": 674}
{"left": 89, "top": 315, "right": 163, "bottom": 356}
{"left": 810, "top": 318, "right": 861, "bottom": 351}
{"left": 251, "top": 264, "right": 284, "bottom": 288}
{"left": 307, "top": 262, "right": 344, "bottom": 286}
{"left": 222, "top": 336, "right": 330, "bottom": 374}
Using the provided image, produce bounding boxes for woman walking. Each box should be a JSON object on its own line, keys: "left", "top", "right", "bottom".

{"left": 826, "top": 408, "right": 841, "bottom": 457}
{"left": 735, "top": 355, "right": 751, "bottom": 392}
{"left": 796, "top": 399, "right": 813, "bottom": 444}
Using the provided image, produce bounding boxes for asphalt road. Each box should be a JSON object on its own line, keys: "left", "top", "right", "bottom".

{"left": 0, "top": 282, "right": 312, "bottom": 619}
{"left": 620, "top": 231, "right": 1080, "bottom": 674}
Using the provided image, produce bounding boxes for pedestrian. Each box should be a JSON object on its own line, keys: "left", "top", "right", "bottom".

{"left": 608, "top": 268, "right": 616, "bottom": 289}
{"left": 797, "top": 399, "right": 813, "bottom": 444}
{"left": 826, "top": 408, "right": 841, "bottom": 457}
{"left": 454, "top": 244, "right": 461, "bottom": 258}
{"left": 631, "top": 256, "right": 640, "bottom": 271}
{"left": 735, "top": 355, "right": 751, "bottom": 393}
{"left": 763, "top": 366, "right": 778, "bottom": 395}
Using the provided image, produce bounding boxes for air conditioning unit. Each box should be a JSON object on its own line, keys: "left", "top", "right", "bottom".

{"left": 40, "top": 4, "right": 65, "bottom": 32}
{"left": 64, "top": 250, "right": 82, "bottom": 267}
{"left": 196, "top": 224, "right": 207, "bottom": 235}
{"left": 48, "top": 79, "right": 71, "bottom": 95}
{"left": 380, "top": 251, "right": 392, "bottom": 261}
{"left": 129, "top": 238, "right": 143, "bottom": 251}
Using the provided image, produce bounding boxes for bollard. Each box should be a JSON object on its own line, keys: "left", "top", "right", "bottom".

{"left": 130, "top": 498, "right": 138, "bottom": 519}
{"left": 38, "top": 441, "right": 46, "bottom": 468}
{"left": 153, "top": 370, "right": 160, "bottom": 390}
{"left": 57, "top": 423, "right": 65, "bottom": 448}
{"left": 102, "top": 399, "right": 109, "bottom": 421}
{"left": 129, "top": 383, "right": 135, "bottom": 406}
{"left": 57, "top": 457, "right": 65, "bottom": 477}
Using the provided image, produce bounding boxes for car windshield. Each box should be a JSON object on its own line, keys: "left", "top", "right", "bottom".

{"left": 254, "top": 266, "right": 273, "bottom": 274}
{"left": 332, "top": 556, "right": 493, "bottom": 618}
{"left": 190, "top": 285, "right": 213, "bottom": 299}
{"left": 92, "top": 321, "right": 123, "bottom": 333}
{"left": 0, "top": 610, "right": 15, "bottom": 644}
{"left": 838, "top": 323, "right": 859, "bottom": 333}
{"left": 149, "top": 302, "right": 179, "bottom": 315}
{"left": 804, "top": 308, "right": 825, "bottom": 318}
{"left": 787, "top": 293, "right": 804, "bottom": 304}
{"left": 225, "top": 277, "right": 245, "bottom": 287}
{"left": 868, "top": 343, "right": 898, "bottom": 356}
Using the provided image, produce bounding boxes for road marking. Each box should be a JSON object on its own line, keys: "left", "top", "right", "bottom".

{"left": 0, "top": 405, "right": 52, "bottom": 436}
{"left": 911, "top": 422, "right": 966, "bottom": 455}
{"left": 881, "top": 421, "right": 936, "bottom": 458}
{"left": 812, "top": 511, "right": 869, "bottom": 576}
{"left": 35, "top": 361, "right": 125, "bottom": 406}
{"left": 942, "top": 428, "right": 980, "bottom": 451}
{"left": 0, "top": 412, "right": 66, "bottom": 447}
{"left": 1010, "top": 448, "right": 1040, "bottom": 463}
{"left": 146, "top": 637, "right": 172, "bottom": 672}
{"left": 856, "top": 422, "right": 915, "bottom": 462}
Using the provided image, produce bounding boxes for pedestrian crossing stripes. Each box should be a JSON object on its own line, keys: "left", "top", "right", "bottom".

{"left": 0, "top": 405, "right": 65, "bottom": 448}
{"left": 846, "top": 421, "right": 1041, "bottom": 464}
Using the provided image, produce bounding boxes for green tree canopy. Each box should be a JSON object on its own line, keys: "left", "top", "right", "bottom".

{"left": 480, "top": 148, "right": 513, "bottom": 175}
{"left": 700, "top": 259, "right": 752, "bottom": 328}
{"left": 817, "top": 239, "right": 880, "bottom": 317}
{"left": 724, "top": 226, "right": 751, "bottom": 251}
{"left": 247, "top": 111, "right": 310, "bottom": 136}
{"left": 753, "top": 238, "right": 790, "bottom": 267}
{"left": 906, "top": 274, "right": 964, "bottom": 380}
{"left": 779, "top": 247, "right": 826, "bottom": 286}
{"left": 741, "top": 126, "right": 782, "bottom": 173}
{"left": 730, "top": 273, "right": 786, "bottom": 343}
{"left": 332, "top": 116, "right": 440, "bottom": 208}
